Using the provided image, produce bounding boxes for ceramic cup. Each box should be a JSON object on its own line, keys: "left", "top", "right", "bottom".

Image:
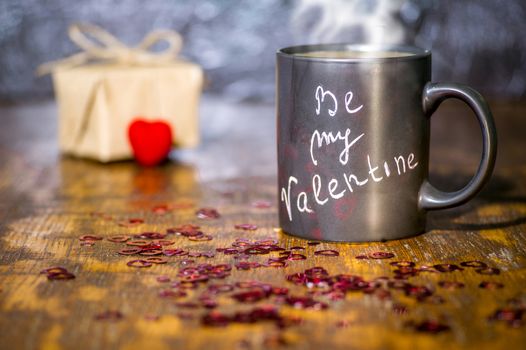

{"left": 276, "top": 44, "right": 497, "bottom": 242}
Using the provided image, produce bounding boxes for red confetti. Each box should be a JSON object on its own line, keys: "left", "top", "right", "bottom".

{"left": 207, "top": 284, "right": 234, "bottom": 294}
{"left": 199, "top": 297, "right": 218, "bottom": 309}
{"left": 40, "top": 267, "right": 68, "bottom": 275}
{"left": 127, "top": 240, "right": 150, "bottom": 247}
{"left": 79, "top": 235, "right": 103, "bottom": 241}
{"left": 390, "top": 261, "right": 415, "bottom": 267}
{"left": 409, "top": 320, "right": 450, "bottom": 333}
{"left": 393, "top": 266, "right": 419, "bottom": 278}
{"left": 231, "top": 289, "right": 268, "bottom": 303}
{"left": 392, "top": 304, "right": 409, "bottom": 315}
{"left": 196, "top": 208, "right": 220, "bottom": 219}
{"left": 144, "top": 257, "right": 168, "bottom": 264}
{"left": 158, "top": 289, "right": 187, "bottom": 298}
{"left": 139, "top": 249, "right": 163, "bottom": 256}
{"left": 287, "top": 254, "right": 307, "bottom": 260}
{"left": 234, "top": 224, "right": 258, "bottom": 231}
{"left": 188, "top": 234, "right": 213, "bottom": 241}
{"left": 107, "top": 235, "right": 130, "bottom": 243}
{"left": 201, "top": 251, "right": 216, "bottom": 258}
{"left": 266, "top": 260, "right": 288, "bottom": 268}
{"left": 285, "top": 296, "right": 328, "bottom": 310}
{"left": 144, "top": 314, "right": 161, "bottom": 321}
{"left": 156, "top": 275, "right": 171, "bottom": 283}
{"left": 235, "top": 261, "right": 262, "bottom": 270}
{"left": 387, "top": 280, "right": 411, "bottom": 290}
{"left": 251, "top": 200, "right": 272, "bottom": 209}
{"left": 175, "top": 302, "right": 200, "bottom": 309}
{"left": 168, "top": 224, "right": 200, "bottom": 234}
{"left": 314, "top": 250, "right": 340, "bottom": 257}
{"left": 118, "top": 218, "right": 144, "bottom": 227}
{"left": 475, "top": 267, "right": 500, "bottom": 275}
{"left": 369, "top": 252, "right": 395, "bottom": 259}
{"left": 163, "top": 249, "right": 188, "bottom": 257}
{"left": 489, "top": 308, "right": 524, "bottom": 327}
{"left": 95, "top": 310, "right": 123, "bottom": 322}
{"left": 118, "top": 247, "right": 142, "bottom": 255}
{"left": 404, "top": 285, "right": 433, "bottom": 300}
{"left": 134, "top": 232, "right": 166, "bottom": 240}
{"left": 202, "top": 306, "right": 295, "bottom": 328}
{"left": 152, "top": 204, "right": 171, "bottom": 215}
{"left": 433, "top": 264, "right": 463, "bottom": 273}
{"left": 244, "top": 246, "right": 271, "bottom": 255}
{"left": 180, "top": 259, "right": 195, "bottom": 266}
{"left": 41, "top": 267, "right": 75, "bottom": 280}
{"left": 438, "top": 281, "right": 465, "bottom": 290}
{"left": 47, "top": 272, "right": 76, "bottom": 280}
{"left": 479, "top": 281, "right": 504, "bottom": 290}
{"left": 254, "top": 239, "right": 278, "bottom": 245}
{"left": 336, "top": 319, "right": 352, "bottom": 328}
{"left": 201, "top": 311, "right": 230, "bottom": 327}
{"left": 460, "top": 260, "right": 488, "bottom": 268}
{"left": 231, "top": 238, "right": 252, "bottom": 248}
{"left": 127, "top": 260, "right": 152, "bottom": 268}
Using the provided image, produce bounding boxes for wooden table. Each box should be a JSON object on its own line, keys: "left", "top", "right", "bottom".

{"left": 0, "top": 97, "right": 525, "bottom": 350}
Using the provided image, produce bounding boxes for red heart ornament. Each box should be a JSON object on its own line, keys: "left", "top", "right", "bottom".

{"left": 128, "top": 119, "right": 173, "bottom": 166}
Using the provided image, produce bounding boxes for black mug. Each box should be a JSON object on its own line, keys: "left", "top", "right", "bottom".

{"left": 276, "top": 44, "right": 497, "bottom": 242}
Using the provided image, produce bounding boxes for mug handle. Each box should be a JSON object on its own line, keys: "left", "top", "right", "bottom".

{"left": 419, "top": 82, "right": 497, "bottom": 210}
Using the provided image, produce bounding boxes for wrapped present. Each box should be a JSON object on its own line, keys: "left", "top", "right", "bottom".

{"left": 38, "top": 23, "right": 203, "bottom": 162}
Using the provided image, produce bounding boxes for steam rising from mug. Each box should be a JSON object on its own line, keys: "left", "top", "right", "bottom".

{"left": 292, "top": 0, "right": 406, "bottom": 44}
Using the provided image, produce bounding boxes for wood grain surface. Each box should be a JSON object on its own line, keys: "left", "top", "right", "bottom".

{"left": 0, "top": 98, "right": 525, "bottom": 350}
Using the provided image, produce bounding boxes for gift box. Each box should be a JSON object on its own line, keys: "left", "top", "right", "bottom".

{"left": 39, "top": 23, "right": 203, "bottom": 162}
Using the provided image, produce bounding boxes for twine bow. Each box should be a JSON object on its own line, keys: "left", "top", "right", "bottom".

{"left": 37, "top": 23, "right": 183, "bottom": 76}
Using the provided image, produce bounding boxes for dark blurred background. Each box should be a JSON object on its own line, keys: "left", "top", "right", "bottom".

{"left": 1, "top": 0, "right": 525, "bottom": 103}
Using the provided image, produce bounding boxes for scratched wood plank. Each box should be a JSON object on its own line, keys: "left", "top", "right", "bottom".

{"left": 0, "top": 98, "right": 525, "bottom": 350}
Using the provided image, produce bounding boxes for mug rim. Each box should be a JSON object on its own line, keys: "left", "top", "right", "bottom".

{"left": 277, "top": 43, "right": 430, "bottom": 62}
